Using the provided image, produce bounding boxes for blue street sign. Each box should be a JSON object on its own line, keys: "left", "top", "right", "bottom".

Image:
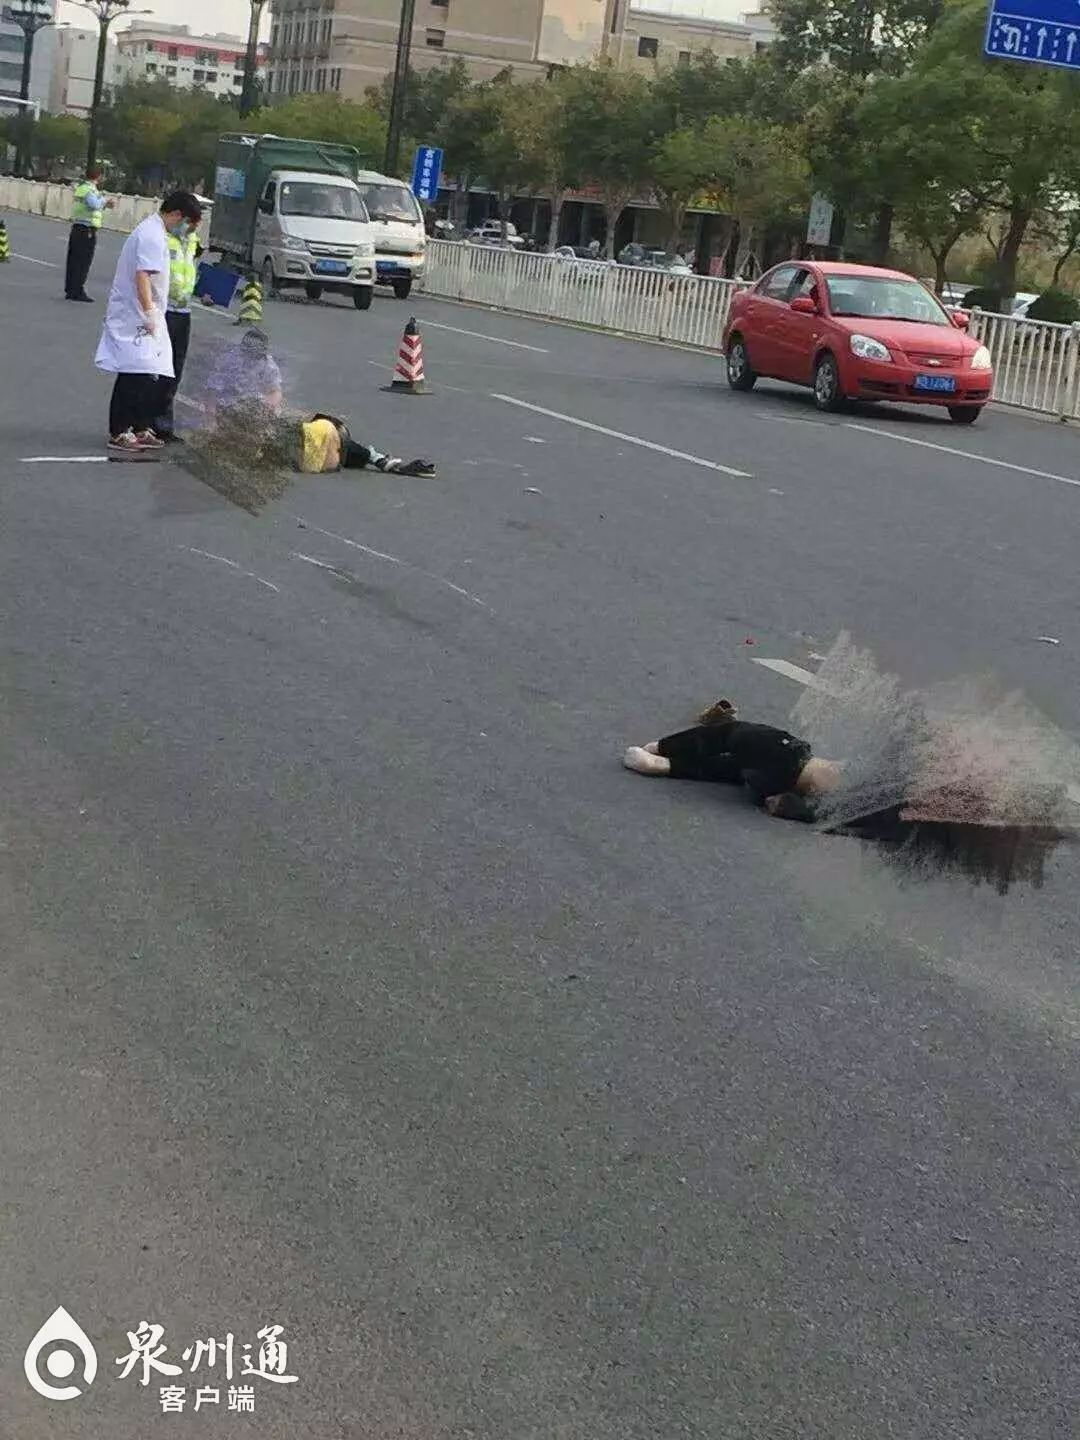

{"left": 411, "top": 145, "right": 444, "bottom": 204}
{"left": 985, "top": 0, "right": 1080, "bottom": 69}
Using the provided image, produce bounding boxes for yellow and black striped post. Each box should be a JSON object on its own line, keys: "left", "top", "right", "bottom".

{"left": 0, "top": 221, "right": 10, "bottom": 262}
{"left": 235, "top": 273, "right": 263, "bottom": 325}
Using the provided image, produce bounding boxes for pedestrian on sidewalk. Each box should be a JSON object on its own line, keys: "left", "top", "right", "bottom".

{"left": 152, "top": 224, "right": 202, "bottom": 442}
{"left": 64, "top": 168, "right": 114, "bottom": 302}
{"left": 94, "top": 190, "right": 203, "bottom": 460}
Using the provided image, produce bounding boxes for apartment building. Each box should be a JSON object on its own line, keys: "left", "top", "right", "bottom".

{"left": 266, "top": 0, "right": 621, "bottom": 100}
{"left": 114, "top": 21, "right": 267, "bottom": 101}
{"left": 48, "top": 26, "right": 123, "bottom": 117}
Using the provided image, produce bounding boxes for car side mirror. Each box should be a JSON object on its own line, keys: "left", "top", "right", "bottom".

{"left": 950, "top": 309, "right": 970, "bottom": 329}
{"left": 258, "top": 198, "right": 274, "bottom": 216}
{"left": 790, "top": 295, "right": 818, "bottom": 315}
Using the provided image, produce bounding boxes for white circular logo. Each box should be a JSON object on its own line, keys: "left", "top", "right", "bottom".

{"left": 23, "top": 1307, "right": 98, "bottom": 1401}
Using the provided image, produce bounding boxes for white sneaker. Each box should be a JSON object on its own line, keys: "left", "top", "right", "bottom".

{"left": 623, "top": 745, "right": 670, "bottom": 775}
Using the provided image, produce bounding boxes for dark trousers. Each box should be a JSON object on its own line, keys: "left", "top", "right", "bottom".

{"left": 154, "top": 311, "right": 191, "bottom": 434}
{"left": 109, "top": 374, "right": 158, "bottom": 437}
{"left": 64, "top": 223, "right": 97, "bottom": 298}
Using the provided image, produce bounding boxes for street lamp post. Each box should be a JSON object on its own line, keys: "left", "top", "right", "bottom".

{"left": 239, "top": 0, "right": 264, "bottom": 119}
{"left": 8, "top": 0, "right": 53, "bottom": 176}
{"left": 383, "top": 0, "right": 416, "bottom": 176}
{"left": 73, "top": 0, "right": 149, "bottom": 173}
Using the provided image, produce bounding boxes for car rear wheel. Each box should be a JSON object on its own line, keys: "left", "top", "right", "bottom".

{"left": 304, "top": 282, "right": 323, "bottom": 301}
{"left": 726, "top": 336, "right": 757, "bottom": 392}
{"left": 948, "top": 405, "right": 981, "bottom": 425}
{"left": 813, "top": 353, "right": 844, "bottom": 412}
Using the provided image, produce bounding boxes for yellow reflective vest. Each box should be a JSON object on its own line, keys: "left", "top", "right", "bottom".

{"left": 72, "top": 180, "right": 103, "bottom": 229}
{"left": 167, "top": 232, "right": 199, "bottom": 311}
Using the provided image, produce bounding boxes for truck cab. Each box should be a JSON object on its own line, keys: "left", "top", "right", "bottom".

{"left": 254, "top": 170, "right": 375, "bottom": 309}
{"left": 354, "top": 170, "right": 426, "bottom": 300}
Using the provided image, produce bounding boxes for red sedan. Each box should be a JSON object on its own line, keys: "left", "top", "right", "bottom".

{"left": 723, "top": 262, "right": 993, "bottom": 424}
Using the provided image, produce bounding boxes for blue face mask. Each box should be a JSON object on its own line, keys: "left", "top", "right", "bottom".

{"left": 169, "top": 219, "right": 191, "bottom": 239}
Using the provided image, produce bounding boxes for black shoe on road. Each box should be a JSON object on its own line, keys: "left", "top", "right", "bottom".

{"left": 71, "top": 293, "right": 94, "bottom": 302}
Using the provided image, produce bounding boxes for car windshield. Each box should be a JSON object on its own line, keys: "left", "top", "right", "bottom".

{"left": 357, "top": 183, "right": 422, "bottom": 224}
{"left": 826, "top": 275, "right": 949, "bottom": 325}
{"left": 279, "top": 182, "right": 367, "bottom": 221}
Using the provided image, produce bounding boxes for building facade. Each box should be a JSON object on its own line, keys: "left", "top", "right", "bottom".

{"left": 617, "top": 3, "right": 771, "bottom": 70}
{"left": 113, "top": 21, "right": 267, "bottom": 101}
{"left": 0, "top": 0, "right": 56, "bottom": 113}
{"left": 266, "top": 0, "right": 621, "bottom": 101}
{"left": 48, "top": 25, "right": 123, "bottom": 117}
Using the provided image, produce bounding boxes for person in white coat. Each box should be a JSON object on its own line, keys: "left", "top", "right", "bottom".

{"left": 95, "top": 190, "right": 203, "bottom": 459}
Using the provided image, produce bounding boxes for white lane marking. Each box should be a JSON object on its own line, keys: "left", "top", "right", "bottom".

{"left": 491, "top": 394, "right": 752, "bottom": 478}
{"left": 20, "top": 454, "right": 108, "bottom": 463}
{"left": 422, "top": 320, "right": 548, "bottom": 353}
{"left": 758, "top": 654, "right": 1080, "bottom": 809}
{"left": 180, "top": 546, "right": 280, "bottom": 592}
{"left": 524, "top": 436, "right": 547, "bottom": 444}
{"left": 752, "top": 657, "right": 820, "bottom": 685}
{"left": 846, "top": 422, "right": 1080, "bottom": 489}
{"left": 13, "top": 252, "right": 59, "bottom": 267}
{"left": 291, "top": 519, "right": 493, "bottom": 611}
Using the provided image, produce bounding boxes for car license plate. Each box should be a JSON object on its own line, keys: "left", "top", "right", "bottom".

{"left": 376, "top": 261, "right": 406, "bottom": 275}
{"left": 314, "top": 259, "right": 349, "bottom": 276}
{"left": 914, "top": 373, "right": 956, "bottom": 393}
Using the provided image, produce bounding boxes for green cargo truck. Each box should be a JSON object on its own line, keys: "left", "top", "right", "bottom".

{"left": 211, "top": 133, "right": 377, "bottom": 310}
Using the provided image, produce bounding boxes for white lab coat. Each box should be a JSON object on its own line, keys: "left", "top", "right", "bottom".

{"left": 94, "top": 212, "right": 174, "bottom": 377}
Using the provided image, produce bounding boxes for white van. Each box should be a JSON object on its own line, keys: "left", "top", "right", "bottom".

{"left": 252, "top": 169, "right": 376, "bottom": 309}
{"left": 353, "top": 170, "right": 427, "bottom": 300}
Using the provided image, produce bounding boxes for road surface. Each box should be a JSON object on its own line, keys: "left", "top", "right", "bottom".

{"left": 2, "top": 212, "right": 1080, "bottom": 1439}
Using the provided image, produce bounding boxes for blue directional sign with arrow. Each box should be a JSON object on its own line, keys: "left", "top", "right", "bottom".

{"left": 985, "top": 0, "right": 1080, "bottom": 69}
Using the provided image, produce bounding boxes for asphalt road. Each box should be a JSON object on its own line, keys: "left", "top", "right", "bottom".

{"left": 3, "top": 211, "right": 1080, "bottom": 1439}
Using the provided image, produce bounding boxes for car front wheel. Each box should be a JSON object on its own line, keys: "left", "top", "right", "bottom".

{"left": 948, "top": 405, "right": 981, "bottom": 425}
{"left": 726, "top": 336, "right": 757, "bottom": 392}
{"left": 813, "top": 353, "right": 844, "bottom": 412}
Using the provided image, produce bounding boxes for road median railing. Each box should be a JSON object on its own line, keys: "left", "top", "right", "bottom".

{"left": 968, "top": 307, "right": 1080, "bottom": 420}
{"left": 420, "top": 238, "right": 747, "bottom": 351}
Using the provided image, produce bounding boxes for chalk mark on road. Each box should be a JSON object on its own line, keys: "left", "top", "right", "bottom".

{"left": 180, "top": 546, "right": 280, "bottom": 592}
{"left": 291, "top": 519, "right": 493, "bottom": 611}
{"left": 491, "top": 395, "right": 752, "bottom": 478}
{"left": 846, "top": 423, "right": 1080, "bottom": 489}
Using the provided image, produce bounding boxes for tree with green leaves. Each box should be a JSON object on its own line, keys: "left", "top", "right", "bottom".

{"left": 559, "top": 63, "right": 657, "bottom": 257}
{"left": 648, "top": 126, "right": 720, "bottom": 254}
{"left": 879, "top": 0, "right": 1080, "bottom": 304}
{"left": 250, "top": 93, "right": 386, "bottom": 165}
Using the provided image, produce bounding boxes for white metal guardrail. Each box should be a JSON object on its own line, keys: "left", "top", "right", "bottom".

{"left": 968, "top": 308, "right": 1080, "bottom": 420}
{"left": 421, "top": 238, "right": 748, "bottom": 351}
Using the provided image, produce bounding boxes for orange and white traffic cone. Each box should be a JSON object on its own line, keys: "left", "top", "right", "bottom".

{"left": 387, "top": 316, "right": 429, "bottom": 394}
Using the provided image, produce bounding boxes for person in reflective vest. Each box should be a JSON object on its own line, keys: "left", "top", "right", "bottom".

{"left": 64, "top": 168, "right": 114, "bottom": 302}
{"left": 152, "top": 228, "right": 201, "bottom": 441}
